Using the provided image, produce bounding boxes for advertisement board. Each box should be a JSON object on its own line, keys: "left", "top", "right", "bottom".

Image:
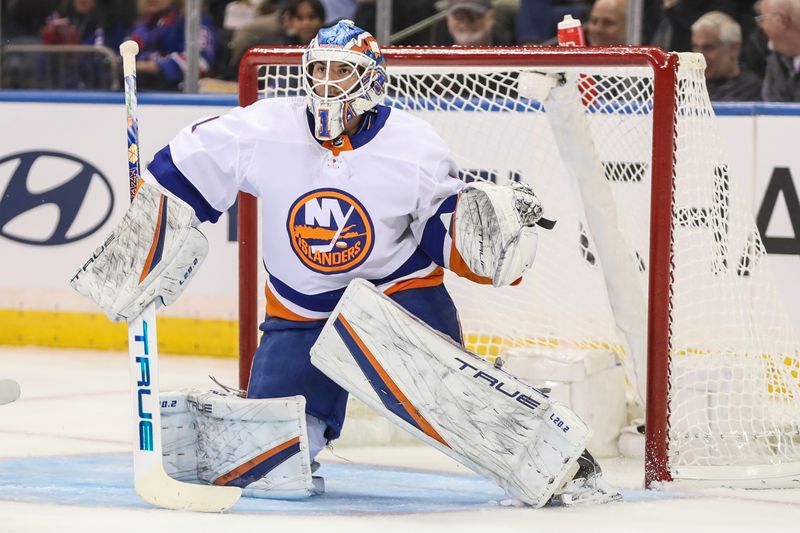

{"left": 1, "top": 95, "right": 799, "bottom": 355}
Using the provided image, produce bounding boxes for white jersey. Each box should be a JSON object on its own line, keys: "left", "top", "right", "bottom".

{"left": 145, "top": 97, "right": 469, "bottom": 321}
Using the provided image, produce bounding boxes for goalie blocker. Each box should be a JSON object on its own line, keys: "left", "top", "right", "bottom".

{"left": 310, "top": 279, "right": 617, "bottom": 507}
{"left": 69, "top": 182, "right": 208, "bottom": 322}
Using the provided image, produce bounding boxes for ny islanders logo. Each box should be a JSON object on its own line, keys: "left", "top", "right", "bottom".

{"left": 287, "top": 188, "right": 374, "bottom": 274}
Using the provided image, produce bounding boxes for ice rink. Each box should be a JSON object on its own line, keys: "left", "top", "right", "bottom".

{"left": 1, "top": 346, "right": 798, "bottom": 533}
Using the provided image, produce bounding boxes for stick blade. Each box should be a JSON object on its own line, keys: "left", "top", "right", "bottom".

{"left": 0, "top": 379, "right": 20, "bottom": 405}
{"left": 135, "top": 466, "right": 242, "bottom": 512}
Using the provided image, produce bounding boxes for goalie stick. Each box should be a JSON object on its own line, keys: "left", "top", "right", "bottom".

{"left": 0, "top": 379, "right": 20, "bottom": 405}
{"left": 120, "top": 40, "right": 241, "bottom": 512}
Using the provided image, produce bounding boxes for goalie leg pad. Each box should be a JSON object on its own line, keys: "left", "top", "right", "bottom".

{"left": 160, "top": 390, "right": 319, "bottom": 499}
{"left": 69, "top": 182, "right": 208, "bottom": 322}
{"left": 161, "top": 391, "right": 201, "bottom": 482}
{"left": 310, "top": 279, "right": 590, "bottom": 507}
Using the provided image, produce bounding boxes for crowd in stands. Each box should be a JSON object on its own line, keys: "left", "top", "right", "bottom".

{"left": 1, "top": 0, "right": 800, "bottom": 101}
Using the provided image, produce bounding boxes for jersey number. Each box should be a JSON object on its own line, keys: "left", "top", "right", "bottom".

{"left": 317, "top": 108, "right": 331, "bottom": 138}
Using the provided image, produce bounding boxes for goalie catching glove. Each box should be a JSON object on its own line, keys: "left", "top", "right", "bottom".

{"left": 69, "top": 182, "right": 208, "bottom": 322}
{"left": 454, "top": 181, "right": 554, "bottom": 287}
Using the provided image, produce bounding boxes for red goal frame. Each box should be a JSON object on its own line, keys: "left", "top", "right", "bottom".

{"left": 236, "top": 46, "right": 679, "bottom": 487}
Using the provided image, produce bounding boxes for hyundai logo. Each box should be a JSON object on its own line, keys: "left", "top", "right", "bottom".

{"left": 0, "top": 151, "right": 114, "bottom": 246}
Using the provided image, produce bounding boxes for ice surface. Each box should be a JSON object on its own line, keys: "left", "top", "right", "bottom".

{"left": 0, "top": 347, "right": 797, "bottom": 532}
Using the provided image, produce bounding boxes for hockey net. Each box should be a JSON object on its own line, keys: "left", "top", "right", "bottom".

{"left": 237, "top": 47, "right": 800, "bottom": 487}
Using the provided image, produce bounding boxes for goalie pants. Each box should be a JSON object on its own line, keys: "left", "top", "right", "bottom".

{"left": 247, "top": 283, "right": 463, "bottom": 441}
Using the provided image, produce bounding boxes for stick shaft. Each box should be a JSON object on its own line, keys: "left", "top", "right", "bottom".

{"left": 116, "top": 40, "right": 241, "bottom": 511}
{"left": 120, "top": 41, "right": 141, "bottom": 202}
{"left": 120, "top": 38, "right": 165, "bottom": 502}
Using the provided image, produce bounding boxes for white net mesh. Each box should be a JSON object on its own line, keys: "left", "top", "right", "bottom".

{"left": 667, "top": 55, "right": 800, "bottom": 483}
{"left": 253, "top": 51, "right": 800, "bottom": 484}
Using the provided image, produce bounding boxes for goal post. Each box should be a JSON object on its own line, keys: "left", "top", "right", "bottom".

{"left": 236, "top": 46, "right": 800, "bottom": 489}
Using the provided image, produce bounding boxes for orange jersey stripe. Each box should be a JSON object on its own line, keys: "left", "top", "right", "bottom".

{"left": 213, "top": 436, "right": 301, "bottom": 486}
{"left": 383, "top": 266, "right": 445, "bottom": 296}
{"left": 264, "top": 283, "right": 318, "bottom": 322}
{"left": 338, "top": 315, "right": 449, "bottom": 448}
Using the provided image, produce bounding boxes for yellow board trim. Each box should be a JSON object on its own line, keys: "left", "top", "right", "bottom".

{"left": 6, "top": 312, "right": 795, "bottom": 401}
{"left": 0, "top": 309, "right": 238, "bottom": 358}
{"left": 2, "top": 312, "right": 619, "bottom": 362}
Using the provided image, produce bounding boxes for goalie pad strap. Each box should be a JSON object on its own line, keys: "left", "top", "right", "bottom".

{"left": 69, "top": 182, "right": 208, "bottom": 322}
{"left": 311, "top": 279, "right": 590, "bottom": 507}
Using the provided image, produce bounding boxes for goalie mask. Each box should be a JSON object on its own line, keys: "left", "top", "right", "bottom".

{"left": 302, "top": 20, "right": 388, "bottom": 141}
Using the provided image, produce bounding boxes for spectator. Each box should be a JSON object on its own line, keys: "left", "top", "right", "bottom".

{"left": 208, "top": 0, "right": 240, "bottom": 29}
{"left": 649, "top": 0, "right": 738, "bottom": 52}
{"left": 691, "top": 11, "right": 762, "bottom": 101}
{"left": 36, "top": 0, "right": 129, "bottom": 89}
{"left": 41, "top": 0, "right": 127, "bottom": 49}
{"left": 586, "top": 0, "right": 737, "bottom": 50}
{"left": 283, "top": 0, "right": 327, "bottom": 45}
{"left": 734, "top": 0, "right": 760, "bottom": 45}
{"left": 225, "top": 0, "right": 325, "bottom": 80}
{"left": 440, "top": 0, "right": 515, "bottom": 46}
{"left": 129, "top": 0, "right": 217, "bottom": 91}
{"left": 226, "top": 1, "right": 284, "bottom": 79}
{"left": 587, "top": 0, "right": 627, "bottom": 46}
{"left": 3, "top": 0, "right": 60, "bottom": 42}
{"left": 742, "top": 23, "right": 770, "bottom": 78}
{"left": 110, "top": 0, "right": 138, "bottom": 31}
{"left": 517, "top": 0, "right": 590, "bottom": 45}
{"left": 758, "top": 0, "right": 800, "bottom": 101}
{"left": 354, "top": 0, "right": 439, "bottom": 45}
{"left": 320, "top": 0, "right": 357, "bottom": 24}
{"left": 220, "top": 1, "right": 259, "bottom": 31}
{"left": 2, "top": 0, "right": 59, "bottom": 88}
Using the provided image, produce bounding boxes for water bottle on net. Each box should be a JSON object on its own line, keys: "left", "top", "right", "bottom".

{"left": 557, "top": 14, "right": 585, "bottom": 47}
{"left": 557, "top": 15, "right": 596, "bottom": 106}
